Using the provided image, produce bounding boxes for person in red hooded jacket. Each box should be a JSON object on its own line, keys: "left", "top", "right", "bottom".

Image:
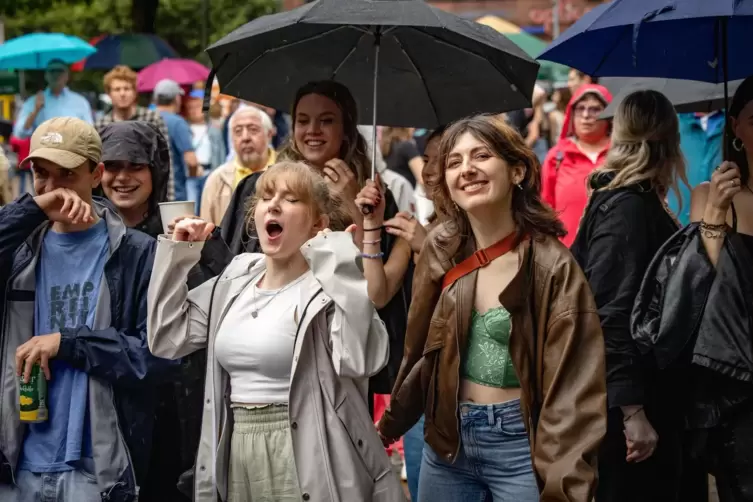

{"left": 541, "top": 84, "right": 613, "bottom": 247}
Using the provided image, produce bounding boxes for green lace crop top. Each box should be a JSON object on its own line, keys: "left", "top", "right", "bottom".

{"left": 461, "top": 307, "right": 520, "bottom": 388}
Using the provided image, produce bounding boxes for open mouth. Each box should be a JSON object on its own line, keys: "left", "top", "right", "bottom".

{"left": 461, "top": 181, "right": 488, "bottom": 193}
{"left": 265, "top": 220, "right": 283, "bottom": 238}
{"left": 112, "top": 186, "right": 139, "bottom": 194}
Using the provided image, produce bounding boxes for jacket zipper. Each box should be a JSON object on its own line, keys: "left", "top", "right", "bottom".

{"left": 0, "top": 249, "right": 34, "bottom": 487}
{"left": 452, "top": 288, "right": 462, "bottom": 462}
{"left": 293, "top": 288, "right": 323, "bottom": 348}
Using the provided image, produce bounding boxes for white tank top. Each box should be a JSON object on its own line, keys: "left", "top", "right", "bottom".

{"left": 214, "top": 271, "right": 311, "bottom": 405}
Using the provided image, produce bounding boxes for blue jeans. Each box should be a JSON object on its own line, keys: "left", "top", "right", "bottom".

{"left": 185, "top": 174, "right": 207, "bottom": 215}
{"left": 0, "top": 468, "right": 101, "bottom": 502}
{"left": 418, "top": 399, "right": 538, "bottom": 502}
{"left": 403, "top": 415, "right": 425, "bottom": 501}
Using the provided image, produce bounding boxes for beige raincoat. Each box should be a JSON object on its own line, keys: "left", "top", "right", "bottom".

{"left": 147, "top": 231, "right": 405, "bottom": 502}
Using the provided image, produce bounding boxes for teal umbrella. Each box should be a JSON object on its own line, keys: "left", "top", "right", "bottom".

{"left": 0, "top": 33, "right": 96, "bottom": 70}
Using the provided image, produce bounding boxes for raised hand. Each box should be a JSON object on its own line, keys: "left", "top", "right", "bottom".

{"left": 355, "top": 173, "right": 386, "bottom": 226}
{"left": 34, "top": 188, "right": 94, "bottom": 225}
{"left": 172, "top": 217, "right": 215, "bottom": 242}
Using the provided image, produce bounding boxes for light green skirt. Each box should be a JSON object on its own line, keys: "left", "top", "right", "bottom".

{"left": 228, "top": 405, "right": 301, "bottom": 502}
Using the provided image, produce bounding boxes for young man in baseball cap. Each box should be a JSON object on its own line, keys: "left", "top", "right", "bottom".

{"left": 0, "top": 117, "right": 173, "bottom": 502}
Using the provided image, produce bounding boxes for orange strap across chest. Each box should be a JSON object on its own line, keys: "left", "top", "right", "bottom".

{"left": 441, "top": 232, "right": 518, "bottom": 290}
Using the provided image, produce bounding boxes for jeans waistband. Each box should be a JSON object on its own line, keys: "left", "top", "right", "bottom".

{"left": 458, "top": 399, "right": 522, "bottom": 425}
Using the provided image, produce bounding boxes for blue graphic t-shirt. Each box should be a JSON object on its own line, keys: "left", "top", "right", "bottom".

{"left": 20, "top": 219, "right": 109, "bottom": 473}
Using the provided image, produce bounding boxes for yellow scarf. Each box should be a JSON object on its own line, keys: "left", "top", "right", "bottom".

{"left": 233, "top": 148, "right": 277, "bottom": 188}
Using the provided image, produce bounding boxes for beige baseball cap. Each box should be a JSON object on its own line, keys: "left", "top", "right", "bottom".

{"left": 25, "top": 117, "right": 102, "bottom": 169}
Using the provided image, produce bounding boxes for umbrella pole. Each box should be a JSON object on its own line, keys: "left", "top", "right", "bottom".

{"left": 722, "top": 17, "right": 729, "bottom": 160}
{"left": 370, "top": 31, "right": 381, "bottom": 181}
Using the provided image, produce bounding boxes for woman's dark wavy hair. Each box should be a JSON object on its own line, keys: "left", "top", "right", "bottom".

{"left": 429, "top": 114, "right": 566, "bottom": 250}
{"left": 727, "top": 75, "right": 753, "bottom": 185}
{"left": 277, "top": 80, "right": 370, "bottom": 186}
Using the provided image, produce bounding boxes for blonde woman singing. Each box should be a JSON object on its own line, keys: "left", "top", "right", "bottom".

{"left": 147, "top": 162, "right": 404, "bottom": 502}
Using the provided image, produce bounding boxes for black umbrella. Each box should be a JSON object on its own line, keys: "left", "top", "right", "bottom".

{"left": 205, "top": 0, "right": 539, "bottom": 179}
{"left": 600, "top": 77, "right": 744, "bottom": 119}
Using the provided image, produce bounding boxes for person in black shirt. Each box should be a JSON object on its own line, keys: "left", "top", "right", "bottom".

{"left": 381, "top": 127, "right": 424, "bottom": 188}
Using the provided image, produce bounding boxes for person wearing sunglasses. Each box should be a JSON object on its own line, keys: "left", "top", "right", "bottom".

{"left": 541, "top": 84, "right": 613, "bottom": 247}
{"left": 12, "top": 59, "right": 94, "bottom": 140}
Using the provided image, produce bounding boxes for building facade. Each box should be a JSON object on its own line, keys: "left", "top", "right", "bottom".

{"left": 281, "top": 0, "right": 604, "bottom": 38}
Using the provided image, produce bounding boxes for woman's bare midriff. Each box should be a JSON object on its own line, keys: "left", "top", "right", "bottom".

{"left": 459, "top": 379, "right": 521, "bottom": 404}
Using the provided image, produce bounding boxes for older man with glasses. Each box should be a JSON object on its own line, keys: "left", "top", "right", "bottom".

{"left": 12, "top": 59, "right": 93, "bottom": 140}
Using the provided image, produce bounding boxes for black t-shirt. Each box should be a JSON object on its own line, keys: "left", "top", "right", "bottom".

{"left": 385, "top": 140, "right": 421, "bottom": 187}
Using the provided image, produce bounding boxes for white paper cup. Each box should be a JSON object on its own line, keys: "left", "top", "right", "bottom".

{"left": 158, "top": 201, "right": 196, "bottom": 233}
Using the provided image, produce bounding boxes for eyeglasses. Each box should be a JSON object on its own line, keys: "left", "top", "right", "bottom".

{"left": 573, "top": 105, "right": 605, "bottom": 117}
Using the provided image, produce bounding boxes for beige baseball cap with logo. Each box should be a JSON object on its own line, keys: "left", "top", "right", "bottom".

{"left": 25, "top": 117, "right": 102, "bottom": 169}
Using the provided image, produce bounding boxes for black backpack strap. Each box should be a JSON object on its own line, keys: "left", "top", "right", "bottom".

{"left": 597, "top": 190, "right": 632, "bottom": 215}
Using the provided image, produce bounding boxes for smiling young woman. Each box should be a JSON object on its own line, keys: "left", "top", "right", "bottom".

{"left": 378, "top": 115, "right": 607, "bottom": 502}
{"left": 146, "top": 161, "right": 403, "bottom": 502}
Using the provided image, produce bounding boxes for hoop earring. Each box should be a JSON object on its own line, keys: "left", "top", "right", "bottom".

{"left": 733, "top": 137, "right": 744, "bottom": 152}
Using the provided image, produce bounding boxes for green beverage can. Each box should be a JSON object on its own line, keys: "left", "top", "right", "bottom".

{"left": 19, "top": 363, "right": 48, "bottom": 423}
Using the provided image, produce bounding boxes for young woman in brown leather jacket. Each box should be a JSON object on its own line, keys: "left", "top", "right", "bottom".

{"left": 377, "top": 115, "right": 607, "bottom": 501}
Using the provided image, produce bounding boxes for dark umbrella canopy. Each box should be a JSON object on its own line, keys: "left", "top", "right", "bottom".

{"left": 82, "top": 34, "right": 178, "bottom": 70}
{"left": 538, "top": 0, "right": 753, "bottom": 83}
{"left": 600, "top": 77, "right": 744, "bottom": 118}
{"left": 206, "top": 0, "right": 539, "bottom": 128}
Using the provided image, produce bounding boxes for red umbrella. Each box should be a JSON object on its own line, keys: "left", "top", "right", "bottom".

{"left": 137, "top": 58, "right": 210, "bottom": 92}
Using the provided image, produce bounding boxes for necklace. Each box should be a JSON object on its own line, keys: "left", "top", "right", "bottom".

{"left": 250, "top": 273, "right": 306, "bottom": 318}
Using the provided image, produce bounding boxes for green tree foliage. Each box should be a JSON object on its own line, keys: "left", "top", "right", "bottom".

{"left": 2, "top": 0, "right": 279, "bottom": 59}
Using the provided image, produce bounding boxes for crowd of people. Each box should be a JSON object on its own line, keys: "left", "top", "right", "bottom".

{"left": 0, "top": 54, "right": 750, "bottom": 502}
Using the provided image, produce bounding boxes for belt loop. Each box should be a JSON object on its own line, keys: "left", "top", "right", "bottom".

{"left": 486, "top": 404, "right": 495, "bottom": 426}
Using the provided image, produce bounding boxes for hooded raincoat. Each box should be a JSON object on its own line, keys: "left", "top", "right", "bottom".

{"left": 147, "top": 232, "right": 404, "bottom": 502}
{"left": 541, "top": 84, "right": 613, "bottom": 247}
{"left": 100, "top": 122, "right": 234, "bottom": 500}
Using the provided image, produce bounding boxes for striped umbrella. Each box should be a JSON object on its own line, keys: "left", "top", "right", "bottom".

{"left": 477, "top": 16, "right": 569, "bottom": 81}
{"left": 73, "top": 34, "right": 178, "bottom": 70}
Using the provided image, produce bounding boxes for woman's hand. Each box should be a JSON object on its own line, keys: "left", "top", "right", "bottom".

{"left": 166, "top": 215, "right": 200, "bottom": 234}
{"left": 172, "top": 218, "right": 215, "bottom": 242}
{"left": 385, "top": 211, "right": 427, "bottom": 253}
{"left": 622, "top": 407, "right": 658, "bottom": 463}
{"left": 355, "top": 174, "right": 386, "bottom": 226}
{"left": 377, "top": 428, "right": 395, "bottom": 448}
{"left": 705, "top": 161, "right": 742, "bottom": 219}
{"left": 323, "top": 158, "right": 360, "bottom": 204}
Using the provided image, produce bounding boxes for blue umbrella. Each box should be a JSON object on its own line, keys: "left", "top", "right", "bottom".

{"left": 0, "top": 33, "right": 96, "bottom": 70}
{"left": 538, "top": 0, "right": 752, "bottom": 83}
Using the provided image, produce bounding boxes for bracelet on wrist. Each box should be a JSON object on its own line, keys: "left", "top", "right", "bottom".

{"left": 362, "top": 238, "right": 382, "bottom": 245}
{"left": 360, "top": 251, "right": 385, "bottom": 260}
{"left": 622, "top": 407, "right": 644, "bottom": 423}
{"left": 363, "top": 225, "right": 383, "bottom": 232}
{"left": 700, "top": 220, "right": 728, "bottom": 232}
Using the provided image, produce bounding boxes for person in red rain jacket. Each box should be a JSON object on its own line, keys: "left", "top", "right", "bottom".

{"left": 541, "top": 84, "right": 613, "bottom": 247}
